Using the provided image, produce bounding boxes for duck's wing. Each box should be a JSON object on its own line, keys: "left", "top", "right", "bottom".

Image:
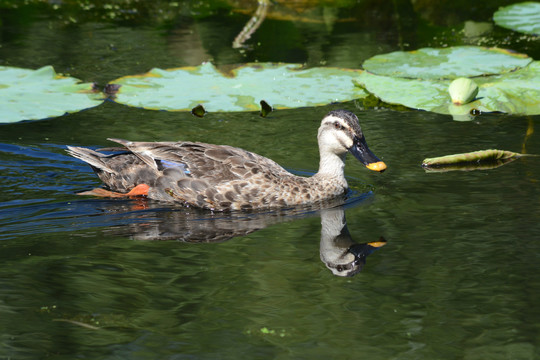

{"left": 105, "top": 138, "right": 298, "bottom": 209}
{"left": 70, "top": 139, "right": 302, "bottom": 209}
{"left": 107, "top": 138, "right": 290, "bottom": 183}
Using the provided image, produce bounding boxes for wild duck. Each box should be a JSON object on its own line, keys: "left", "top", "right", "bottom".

{"left": 67, "top": 109, "right": 386, "bottom": 211}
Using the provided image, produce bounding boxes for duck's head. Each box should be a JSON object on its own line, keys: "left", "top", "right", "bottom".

{"left": 317, "top": 110, "right": 386, "bottom": 172}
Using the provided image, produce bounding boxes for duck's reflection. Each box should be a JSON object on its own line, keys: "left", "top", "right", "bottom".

{"left": 319, "top": 208, "right": 386, "bottom": 277}
{"left": 102, "top": 196, "right": 385, "bottom": 276}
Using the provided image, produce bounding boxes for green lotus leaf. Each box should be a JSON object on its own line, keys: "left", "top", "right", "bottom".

{"left": 109, "top": 62, "right": 368, "bottom": 112}
{"left": 355, "top": 61, "right": 540, "bottom": 117}
{"left": 493, "top": 2, "right": 540, "bottom": 35}
{"left": 362, "top": 46, "right": 532, "bottom": 80}
{"left": 354, "top": 74, "right": 449, "bottom": 110}
{"left": 0, "top": 66, "right": 103, "bottom": 123}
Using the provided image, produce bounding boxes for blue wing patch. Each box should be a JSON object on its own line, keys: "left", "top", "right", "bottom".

{"left": 158, "top": 160, "right": 190, "bottom": 174}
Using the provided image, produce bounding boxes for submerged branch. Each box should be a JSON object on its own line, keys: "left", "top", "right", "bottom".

{"left": 233, "top": 0, "right": 270, "bottom": 49}
{"left": 53, "top": 318, "right": 100, "bottom": 330}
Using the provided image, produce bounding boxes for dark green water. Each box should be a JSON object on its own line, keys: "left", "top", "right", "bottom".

{"left": 1, "top": 1, "right": 540, "bottom": 359}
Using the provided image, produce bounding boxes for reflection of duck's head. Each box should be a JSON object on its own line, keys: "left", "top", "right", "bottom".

{"left": 319, "top": 208, "right": 385, "bottom": 277}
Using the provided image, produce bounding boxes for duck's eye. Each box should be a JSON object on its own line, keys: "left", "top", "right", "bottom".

{"left": 333, "top": 121, "right": 343, "bottom": 130}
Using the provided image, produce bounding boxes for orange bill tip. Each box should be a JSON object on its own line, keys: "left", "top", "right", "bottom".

{"left": 366, "top": 161, "right": 387, "bottom": 172}
{"left": 367, "top": 241, "right": 387, "bottom": 248}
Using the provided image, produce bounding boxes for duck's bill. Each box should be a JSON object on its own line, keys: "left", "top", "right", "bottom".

{"left": 349, "top": 136, "right": 387, "bottom": 172}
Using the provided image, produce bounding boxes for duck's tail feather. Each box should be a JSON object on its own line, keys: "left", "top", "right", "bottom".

{"left": 66, "top": 146, "right": 117, "bottom": 174}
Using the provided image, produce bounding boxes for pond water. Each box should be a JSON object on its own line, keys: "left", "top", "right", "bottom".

{"left": 1, "top": 1, "right": 540, "bottom": 359}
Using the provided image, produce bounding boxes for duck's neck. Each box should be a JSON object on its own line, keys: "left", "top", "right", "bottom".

{"left": 314, "top": 150, "right": 348, "bottom": 187}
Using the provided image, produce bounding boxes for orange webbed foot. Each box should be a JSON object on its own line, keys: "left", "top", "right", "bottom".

{"left": 77, "top": 184, "right": 150, "bottom": 198}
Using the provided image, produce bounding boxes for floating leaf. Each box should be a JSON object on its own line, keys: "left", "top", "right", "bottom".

{"left": 422, "top": 149, "right": 529, "bottom": 172}
{"left": 422, "top": 160, "right": 518, "bottom": 172}
{"left": 355, "top": 61, "right": 540, "bottom": 116}
{"left": 362, "top": 46, "right": 532, "bottom": 80}
{"left": 423, "top": 149, "right": 522, "bottom": 166}
{"left": 354, "top": 74, "right": 449, "bottom": 111}
{"left": 0, "top": 66, "right": 103, "bottom": 123}
{"left": 493, "top": 2, "right": 540, "bottom": 35}
{"left": 109, "top": 62, "right": 367, "bottom": 112}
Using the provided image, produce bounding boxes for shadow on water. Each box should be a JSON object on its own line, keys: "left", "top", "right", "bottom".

{"left": 0, "top": 141, "right": 385, "bottom": 276}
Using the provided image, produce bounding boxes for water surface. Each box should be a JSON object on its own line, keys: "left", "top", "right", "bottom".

{"left": 1, "top": 1, "right": 540, "bottom": 359}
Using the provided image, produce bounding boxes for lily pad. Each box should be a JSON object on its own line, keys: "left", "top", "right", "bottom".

{"left": 355, "top": 61, "right": 540, "bottom": 116}
{"left": 362, "top": 46, "right": 532, "bottom": 79}
{"left": 493, "top": 2, "right": 540, "bottom": 35}
{"left": 0, "top": 66, "right": 103, "bottom": 123}
{"left": 109, "top": 62, "right": 367, "bottom": 112}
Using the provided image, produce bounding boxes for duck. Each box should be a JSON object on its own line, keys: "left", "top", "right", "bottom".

{"left": 66, "top": 109, "right": 386, "bottom": 211}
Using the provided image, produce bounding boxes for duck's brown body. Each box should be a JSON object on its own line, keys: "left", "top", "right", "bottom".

{"left": 68, "top": 140, "right": 349, "bottom": 211}
{"left": 67, "top": 110, "right": 386, "bottom": 211}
